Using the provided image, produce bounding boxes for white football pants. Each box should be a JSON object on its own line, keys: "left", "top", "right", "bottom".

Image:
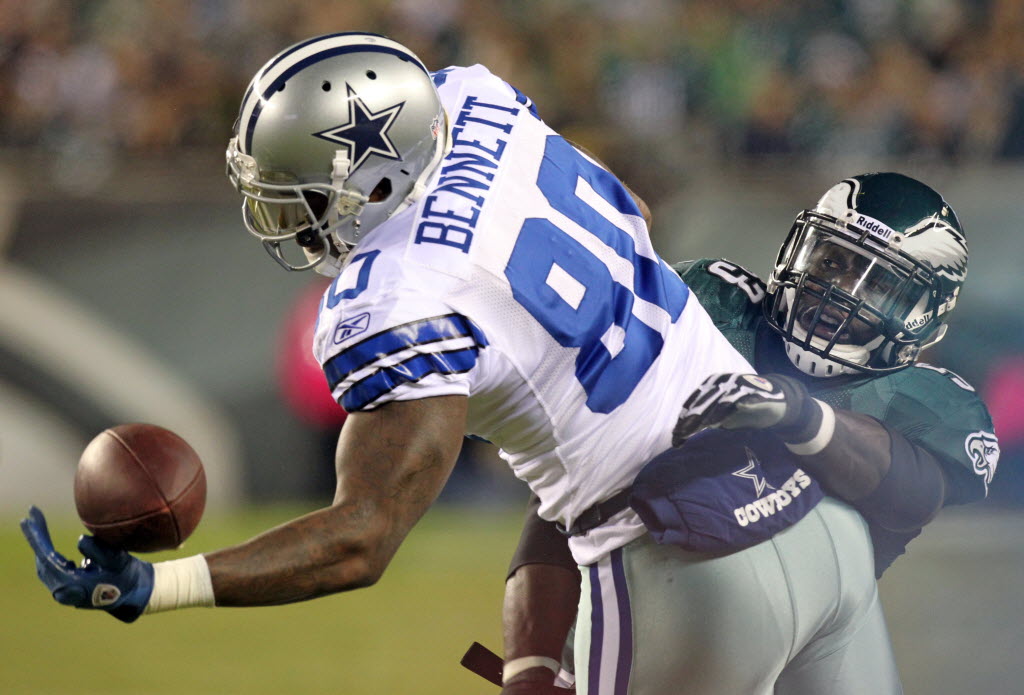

{"left": 573, "top": 496, "right": 902, "bottom": 695}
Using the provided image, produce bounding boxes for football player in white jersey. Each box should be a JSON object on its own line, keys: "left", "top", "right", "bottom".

{"left": 22, "top": 33, "right": 900, "bottom": 694}
{"left": 498, "top": 173, "right": 995, "bottom": 695}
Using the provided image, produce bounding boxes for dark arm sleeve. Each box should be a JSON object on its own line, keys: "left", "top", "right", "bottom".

{"left": 852, "top": 425, "right": 947, "bottom": 533}
{"left": 507, "top": 494, "right": 576, "bottom": 580}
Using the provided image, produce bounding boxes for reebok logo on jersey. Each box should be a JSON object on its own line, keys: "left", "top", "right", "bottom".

{"left": 333, "top": 312, "right": 371, "bottom": 344}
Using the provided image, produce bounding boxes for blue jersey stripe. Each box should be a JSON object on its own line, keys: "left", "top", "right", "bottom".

{"left": 341, "top": 346, "right": 480, "bottom": 411}
{"left": 324, "top": 313, "right": 488, "bottom": 390}
{"left": 506, "top": 82, "right": 539, "bottom": 119}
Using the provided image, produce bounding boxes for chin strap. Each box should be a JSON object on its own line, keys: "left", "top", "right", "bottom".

{"left": 784, "top": 341, "right": 859, "bottom": 378}
{"left": 784, "top": 317, "right": 886, "bottom": 377}
{"left": 316, "top": 114, "right": 451, "bottom": 278}
{"left": 331, "top": 151, "right": 368, "bottom": 218}
{"left": 399, "top": 111, "right": 452, "bottom": 213}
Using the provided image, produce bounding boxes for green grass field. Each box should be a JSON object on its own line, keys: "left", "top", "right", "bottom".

{"left": 4, "top": 505, "right": 1022, "bottom": 694}
{"left": 1, "top": 505, "right": 522, "bottom": 695}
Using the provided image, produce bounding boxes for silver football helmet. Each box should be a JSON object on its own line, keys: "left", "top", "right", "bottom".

{"left": 226, "top": 33, "right": 448, "bottom": 276}
{"left": 764, "top": 173, "right": 968, "bottom": 376}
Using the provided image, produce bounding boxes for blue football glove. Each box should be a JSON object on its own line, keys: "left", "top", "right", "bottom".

{"left": 20, "top": 506, "right": 154, "bottom": 623}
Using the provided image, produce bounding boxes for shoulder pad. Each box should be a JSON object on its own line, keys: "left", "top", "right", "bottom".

{"left": 676, "top": 258, "right": 766, "bottom": 329}
{"left": 908, "top": 363, "right": 977, "bottom": 393}
{"left": 882, "top": 364, "right": 998, "bottom": 502}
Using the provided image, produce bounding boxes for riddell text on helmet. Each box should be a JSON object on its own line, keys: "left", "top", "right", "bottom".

{"left": 855, "top": 214, "right": 896, "bottom": 241}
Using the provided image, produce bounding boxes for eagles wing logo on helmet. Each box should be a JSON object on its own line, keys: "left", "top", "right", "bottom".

{"left": 902, "top": 219, "right": 968, "bottom": 283}
{"left": 764, "top": 172, "right": 972, "bottom": 376}
{"left": 314, "top": 85, "right": 405, "bottom": 173}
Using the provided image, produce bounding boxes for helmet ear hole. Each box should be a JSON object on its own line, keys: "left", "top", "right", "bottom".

{"left": 370, "top": 178, "right": 393, "bottom": 202}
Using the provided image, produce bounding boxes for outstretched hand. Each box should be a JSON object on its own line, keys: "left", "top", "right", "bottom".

{"left": 20, "top": 506, "right": 154, "bottom": 623}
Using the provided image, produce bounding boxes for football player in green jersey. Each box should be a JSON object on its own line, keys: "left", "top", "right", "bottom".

{"left": 495, "top": 173, "right": 1000, "bottom": 694}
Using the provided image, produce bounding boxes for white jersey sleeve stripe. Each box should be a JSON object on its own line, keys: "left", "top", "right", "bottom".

{"left": 323, "top": 313, "right": 488, "bottom": 397}
{"left": 341, "top": 345, "right": 482, "bottom": 411}
{"left": 324, "top": 313, "right": 487, "bottom": 385}
{"left": 340, "top": 336, "right": 480, "bottom": 386}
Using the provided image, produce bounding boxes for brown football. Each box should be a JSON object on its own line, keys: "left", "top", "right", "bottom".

{"left": 74, "top": 423, "right": 207, "bottom": 552}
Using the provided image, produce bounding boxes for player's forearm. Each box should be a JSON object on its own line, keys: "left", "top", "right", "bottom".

{"left": 208, "top": 397, "right": 468, "bottom": 607}
{"left": 790, "top": 408, "right": 946, "bottom": 530}
{"left": 204, "top": 501, "right": 395, "bottom": 606}
{"left": 502, "top": 562, "right": 579, "bottom": 688}
{"left": 501, "top": 500, "right": 579, "bottom": 686}
{"left": 792, "top": 409, "right": 890, "bottom": 501}
{"left": 504, "top": 563, "right": 580, "bottom": 660}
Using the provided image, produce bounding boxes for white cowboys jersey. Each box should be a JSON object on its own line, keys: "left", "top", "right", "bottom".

{"left": 312, "top": 65, "right": 752, "bottom": 565}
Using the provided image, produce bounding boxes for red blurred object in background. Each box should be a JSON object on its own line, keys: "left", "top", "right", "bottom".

{"left": 984, "top": 355, "right": 1024, "bottom": 448}
{"left": 277, "top": 279, "right": 348, "bottom": 429}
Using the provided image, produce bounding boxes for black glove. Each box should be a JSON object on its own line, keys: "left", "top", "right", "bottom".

{"left": 673, "top": 373, "right": 823, "bottom": 447}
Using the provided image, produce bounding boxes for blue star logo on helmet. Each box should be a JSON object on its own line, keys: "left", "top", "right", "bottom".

{"left": 314, "top": 85, "right": 405, "bottom": 173}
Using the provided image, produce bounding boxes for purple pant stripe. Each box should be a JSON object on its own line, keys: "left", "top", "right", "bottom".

{"left": 588, "top": 562, "right": 605, "bottom": 693}
{"left": 610, "top": 548, "right": 633, "bottom": 695}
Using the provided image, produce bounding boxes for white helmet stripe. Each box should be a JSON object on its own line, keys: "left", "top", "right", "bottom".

{"left": 841, "top": 177, "right": 860, "bottom": 210}
{"left": 238, "top": 33, "right": 429, "bottom": 153}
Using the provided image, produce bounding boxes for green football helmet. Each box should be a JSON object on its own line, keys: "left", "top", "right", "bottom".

{"left": 226, "top": 33, "right": 448, "bottom": 276}
{"left": 764, "top": 173, "right": 968, "bottom": 376}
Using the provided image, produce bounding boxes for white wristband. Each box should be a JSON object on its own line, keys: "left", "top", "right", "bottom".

{"left": 144, "top": 555, "right": 215, "bottom": 614}
{"left": 502, "top": 655, "right": 561, "bottom": 684}
{"left": 785, "top": 399, "right": 836, "bottom": 456}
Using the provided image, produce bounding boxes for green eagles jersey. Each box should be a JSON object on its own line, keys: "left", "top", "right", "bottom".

{"left": 676, "top": 259, "right": 1001, "bottom": 572}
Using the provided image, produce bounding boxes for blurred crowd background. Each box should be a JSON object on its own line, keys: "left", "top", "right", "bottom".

{"left": 1, "top": 0, "right": 1022, "bottom": 511}
{"left": 4, "top": 0, "right": 1024, "bottom": 199}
